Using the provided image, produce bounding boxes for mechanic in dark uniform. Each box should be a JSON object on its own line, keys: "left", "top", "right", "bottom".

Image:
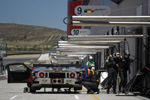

{"left": 117, "top": 55, "right": 125, "bottom": 93}
{"left": 113, "top": 53, "right": 125, "bottom": 93}
{"left": 83, "top": 67, "right": 99, "bottom": 94}
{"left": 106, "top": 54, "right": 117, "bottom": 94}
{"left": 0, "top": 56, "right": 3, "bottom": 73}
{"left": 121, "top": 54, "right": 133, "bottom": 92}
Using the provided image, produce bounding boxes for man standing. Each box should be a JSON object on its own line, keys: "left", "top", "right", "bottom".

{"left": 121, "top": 54, "right": 133, "bottom": 92}
{"left": 106, "top": 54, "right": 117, "bottom": 94}
{"left": 113, "top": 53, "right": 125, "bottom": 93}
{"left": 0, "top": 56, "right": 3, "bottom": 73}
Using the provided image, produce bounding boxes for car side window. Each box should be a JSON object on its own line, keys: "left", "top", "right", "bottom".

{"left": 9, "top": 64, "right": 27, "bottom": 72}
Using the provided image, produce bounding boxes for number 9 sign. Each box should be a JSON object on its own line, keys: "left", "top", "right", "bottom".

{"left": 75, "top": 6, "right": 83, "bottom": 15}
{"left": 75, "top": 5, "right": 111, "bottom": 16}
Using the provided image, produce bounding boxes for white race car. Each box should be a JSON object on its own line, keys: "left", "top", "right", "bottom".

{"left": 6, "top": 63, "right": 83, "bottom": 93}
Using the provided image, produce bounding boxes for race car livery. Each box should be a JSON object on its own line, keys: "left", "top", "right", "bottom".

{"left": 6, "top": 63, "right": 83, "bottom": 93}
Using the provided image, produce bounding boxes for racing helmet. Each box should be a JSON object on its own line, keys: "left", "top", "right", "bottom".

{"left": 113, "top": 53, "right": 116, "bottom": 58}
{"left": 116, "top": 52, "right": 120, "bottom": 57}
{"left": 89, "top": 56, "right": 93, "bottom": 59}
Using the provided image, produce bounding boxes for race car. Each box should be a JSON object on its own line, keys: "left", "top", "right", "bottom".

{"left": 6, "top": 63, "right": 83, "bottom": 93}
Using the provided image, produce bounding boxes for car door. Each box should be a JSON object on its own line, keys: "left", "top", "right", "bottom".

{"left": 6, "top": 63, "right": 31, "bottom": 83}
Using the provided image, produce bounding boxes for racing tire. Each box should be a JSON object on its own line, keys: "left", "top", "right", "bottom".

{"left": 97, "top": 89, "right": 100, "bottom": 94}
{"left": 74, "top": 85, "right": 82, "bottom": 91}
{"left": 23, "top": 87, "right": 28, "bottom": 93}
{"left": 74, "top": 87, "right": 82, "bottom": 93}
{"left": 30, "top": 87, "right": 36, "bottom": 93}
{"left": 74, "top": 89, "right": 78, "bottom": 93}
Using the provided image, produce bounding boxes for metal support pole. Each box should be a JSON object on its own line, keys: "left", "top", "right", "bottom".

{"left": 72, "top": 16, "right": 150, "bottom": 21}
{"left": 72, "top": 21, "right": 150, "bottom": 27}
{"left": 142, "top": 27, "right": 147, "bottom": 68}
{"left": 143, "top": 26, "right": 147, "bottom": 93}
{"left": 142, "top": 26, "right": 149, "bottom": 94}
{"left": 68, "top": 35, "right": 143, "bottom": 39}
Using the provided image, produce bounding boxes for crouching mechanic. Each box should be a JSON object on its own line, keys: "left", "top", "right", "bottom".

{"left": 83, "top": 67, "right": 100, "bottom": 94}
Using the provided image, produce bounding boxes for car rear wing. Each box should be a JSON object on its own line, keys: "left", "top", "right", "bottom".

{"left": 32, "top": 64, "right": 82, "bottom": 68}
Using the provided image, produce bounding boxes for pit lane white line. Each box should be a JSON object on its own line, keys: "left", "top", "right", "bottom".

{"left": 74, "top": 95, "right": 80, "bottom": 100}
{"left": 10, "top": 95, "right": 18, "bottom": 100}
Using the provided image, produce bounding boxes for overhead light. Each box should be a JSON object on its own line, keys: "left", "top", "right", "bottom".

{"left": 72, "top": 16, "right": 150, "bottom": 21}
{"left": 58, "top": 45, "right": 109, "bottom": 49}
{"left": 51, "top": 51, "right": 97, "bottom": 56}
{"left": 67, "top": 54, "right": 87, "bottom": 57}
{"left": 57, "top": 48, "right": 103, "bottom": 52}
{"left": 58, "top": 39, "right": 124, "bottom": 43}
{"left": 68, "top": 35, "right": 143, "bottom": 39}
{"left": 72, "top": 21, "right": 150, "bottom": 26}
{"left": 58, "top": 41, "right": 122, "bottom": 45}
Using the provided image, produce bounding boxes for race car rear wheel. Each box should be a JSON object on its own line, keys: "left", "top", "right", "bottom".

{"left": 74, "top": 86, "right": 82, "bottom": 90}
{"left": 23, "top": 87, "right": 28, "bottom": 93}
{"left": 30, "top": 87, "right": 36, "bottom": 93}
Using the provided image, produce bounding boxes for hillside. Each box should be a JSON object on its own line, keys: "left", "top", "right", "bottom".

{"left": 0, "top": 23, "right": 66, "bottom": 51}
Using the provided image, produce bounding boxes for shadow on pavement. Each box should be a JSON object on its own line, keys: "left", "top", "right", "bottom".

{"left": 31, "top": 91, "right": 80, "bottom": 94}
{"left": 116, "top": 94, "right": 136, "bottom": 96}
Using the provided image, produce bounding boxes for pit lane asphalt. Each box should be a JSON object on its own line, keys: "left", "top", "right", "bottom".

{"left": 0, "top": 56, "right": 149, "bottom": 100}
{"left": 0, "top": 80, "right": 149, "bottom": 100}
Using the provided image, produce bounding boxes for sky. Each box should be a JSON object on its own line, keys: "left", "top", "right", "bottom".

{"left": 0, "top": 0, "right": 68, "bottom": 31}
